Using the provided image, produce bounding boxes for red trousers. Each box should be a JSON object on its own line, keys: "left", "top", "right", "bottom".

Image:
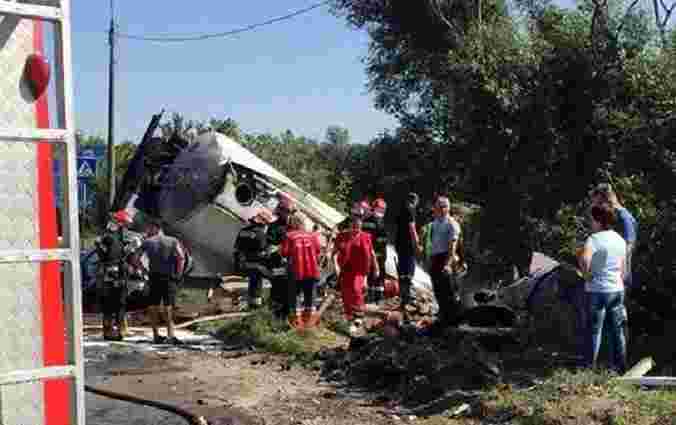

{"left": 339, "top": 272, "right": 366, "bottom": 320}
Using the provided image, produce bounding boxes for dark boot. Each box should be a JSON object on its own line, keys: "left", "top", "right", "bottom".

{"left": 102, "top": 319, "right": 114, "bottom": 340}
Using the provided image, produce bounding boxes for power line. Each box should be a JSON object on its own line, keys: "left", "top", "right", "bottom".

{"left": 117, "top": 0, "right": 332, "bottom": 43}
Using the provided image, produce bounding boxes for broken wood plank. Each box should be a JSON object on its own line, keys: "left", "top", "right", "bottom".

{"left": 615, "top": 377, "right": 676, "bottom": 386}
{"left": 175, "top": 312, "right": 251, "bottom": 329}
{"left": 454, "top": 324, "right": 518, "bottom": 336}
{"left": 360, "top": 304, "right": 394, "bottom": 320}
{"left": 623, "top": 357, "right": 655, "bottom": 378}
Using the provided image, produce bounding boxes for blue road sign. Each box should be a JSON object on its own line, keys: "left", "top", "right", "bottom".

{"left": 54, "top": 146, "right": 105, "bottom": 212}
{"left": 77, "top": 157, "right": 97, "bottom": 179}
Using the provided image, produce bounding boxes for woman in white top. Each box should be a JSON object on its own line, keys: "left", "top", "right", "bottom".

{"left": 578, "top": 205, "right": 627, "bottom": 373}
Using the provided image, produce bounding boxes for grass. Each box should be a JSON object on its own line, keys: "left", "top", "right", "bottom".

{"left": 176, "top": 286, "right": 210, "bottom": 305}
{"left": 479, "top": 368, "right": 676, "bottom": 425}
{"left": 192, "top": 318, "right": 229, "bottom": 335}
{"left": 325, "top": 318, "right": 352, "bottom": 337}
{"left": 202, "top": 307, "right": 345, "bottom": 365}
{"left": 414, "top": 368, "right": 676, "bottom": 425}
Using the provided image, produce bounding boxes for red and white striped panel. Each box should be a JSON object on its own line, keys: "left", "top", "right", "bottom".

{"left": 0, "top": 14, "right": 69, "bottom": 425}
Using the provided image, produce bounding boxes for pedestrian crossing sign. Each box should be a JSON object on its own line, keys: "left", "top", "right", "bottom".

{"left": 77, "top": 157, "right": 97, "bottom": 178}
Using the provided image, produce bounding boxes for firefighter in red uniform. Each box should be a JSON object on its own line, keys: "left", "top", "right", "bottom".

{"left": 332, "top": 203, "right": 380, "bottom": 333}
{"left": 281, "top": 211, "right": 322, "bottom": 329}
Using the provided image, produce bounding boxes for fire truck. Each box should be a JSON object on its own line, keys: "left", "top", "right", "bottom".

{"left": 0, "top": 1, "right": 84, "bottom": 424}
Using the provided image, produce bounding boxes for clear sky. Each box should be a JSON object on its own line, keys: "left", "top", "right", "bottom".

{"left": 68, "top": 0, "right": 576, "bottom": 145}
{"left": 70, "top": 0, "right": 397, "bottom": 144}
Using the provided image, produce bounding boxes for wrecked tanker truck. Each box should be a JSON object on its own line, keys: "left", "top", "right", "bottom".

{"left": 102, "top": 112, "right": 434, "bottom": 307}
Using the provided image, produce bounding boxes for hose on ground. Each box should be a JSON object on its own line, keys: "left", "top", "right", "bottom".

{"left": 85, "top": 384, "right": 208, "bottom": 425}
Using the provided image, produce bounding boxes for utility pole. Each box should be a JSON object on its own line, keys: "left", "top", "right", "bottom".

{"left": 107, "top": 0, "right": 116, "bottom": 211}
{"left": 477, "top": 0, "right": 483, "bottom": 62}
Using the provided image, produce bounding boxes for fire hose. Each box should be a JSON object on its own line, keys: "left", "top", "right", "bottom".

{"left": 84, "top": 385, "right": 208, "bottom": 425}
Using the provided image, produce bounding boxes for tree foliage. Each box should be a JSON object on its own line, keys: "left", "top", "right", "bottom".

{"left": 332, "top": 0, "right": 676, "bottom": 312}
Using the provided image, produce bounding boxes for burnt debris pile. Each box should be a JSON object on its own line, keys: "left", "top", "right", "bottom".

{"left": 320, "top": 331, "right": 503, "bottom": 406}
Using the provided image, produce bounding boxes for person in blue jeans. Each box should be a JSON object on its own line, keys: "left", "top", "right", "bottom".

{"left": 577, "top": 205, "right": 628, "bottom": 373}
{"left": 591, "top": 183, "right": 638, "bottom": 291}
{"left": 591, "top": 183, "right": 637, "bottom": 350}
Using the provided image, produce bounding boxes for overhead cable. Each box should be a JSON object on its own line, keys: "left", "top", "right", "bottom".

{"left": 117, "top": 0, "right": 332, "bottom": 43}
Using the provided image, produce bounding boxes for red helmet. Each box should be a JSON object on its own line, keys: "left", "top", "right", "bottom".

{"left": 372, "top": 198, "right": 387, "bottom": 216}
{"left": 111, "top": 210, "right": 133, "bottom": 226}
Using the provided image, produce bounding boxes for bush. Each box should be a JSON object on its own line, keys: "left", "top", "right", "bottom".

{"left": 209, "top": 308, "right": 342, "bottom": 364}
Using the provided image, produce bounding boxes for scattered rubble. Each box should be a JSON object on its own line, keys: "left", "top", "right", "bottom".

{"left": 320, "top": 330, "right": 503, "bottom": 406}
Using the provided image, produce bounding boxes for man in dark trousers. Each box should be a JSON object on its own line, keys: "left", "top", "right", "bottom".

{"left": 428, "top": 196, "right": 463, "bottom": 325}
{"left": 395, "top": 192, "right": 421, "bottom": 323}
{"left": 95, "top": 210, "right": 134, "bottom": 341}
{"left": 234, "top": 208, "right": 275, "bottom": 310}
{"left": 363, "top": 197, "right": 388, "bottom": 305}
{"left": 136, "top": 218, "right": 185, "bottom": 345}
{"left": 266, "top": 192, "right": 295, "bottom": 320}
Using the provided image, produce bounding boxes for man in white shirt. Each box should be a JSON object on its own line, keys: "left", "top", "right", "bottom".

{"left": 429, "top": 196, "right": 462, "bottom": 325}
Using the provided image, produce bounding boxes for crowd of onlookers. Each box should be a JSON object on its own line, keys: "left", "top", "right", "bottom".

{"left": 333, "top": 184, "right": 637, "bottom": 373}
{"left": 385, "top": 184, "right": 638, "bottom": 374}
{"left": 98, "top": 181, "right": 638, "bottom": 373}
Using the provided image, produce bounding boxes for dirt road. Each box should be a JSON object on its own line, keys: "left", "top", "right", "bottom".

{"left": 83, "top": 326, "right": 405, "bottom": 425}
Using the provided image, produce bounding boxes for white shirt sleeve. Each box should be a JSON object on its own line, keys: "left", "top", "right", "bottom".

{"left": 584, "top": 235, "right": 596, "bottom": 255}
{"left": 449, "top": 218, "right": 461, "bottom": 241}
{"left": 175, "top": 240, "right": 185, "bottom": 259}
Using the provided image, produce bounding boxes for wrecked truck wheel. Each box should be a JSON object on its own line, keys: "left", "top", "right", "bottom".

{"left": 234, "top": 183, "right": 255, "bottom": 206}
{"left": 473, "top": 290, "right": 497, "bottom": 304}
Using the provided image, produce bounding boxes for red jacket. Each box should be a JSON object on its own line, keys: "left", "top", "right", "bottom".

{"left": 334, "top": 230, "right": 373, "bottom": 275}
{"left": 281, "top": 230, "right": 321, "bottom": 281}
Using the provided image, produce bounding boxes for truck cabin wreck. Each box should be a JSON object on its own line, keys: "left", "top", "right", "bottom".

{"left": 106, "top": 113, "right": 434, "bottom": 299}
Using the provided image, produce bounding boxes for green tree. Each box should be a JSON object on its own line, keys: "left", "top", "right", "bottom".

{"left": 160, "top": 112, "right": 206, "bottom": 140}
{"left": 332, "top": 0, "right": 673, "bottom": 282}
{"left": 76, "top": 132, "right": 105, "bottom": 148}
{"left": 209, "top": 117, "right": 241, "bottom": 141}
{"left": 85, "top": 141, "right": 139, "bottom": 233}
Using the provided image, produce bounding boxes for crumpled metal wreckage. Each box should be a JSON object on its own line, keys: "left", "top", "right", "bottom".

{"left": 101, "top": 112, "right": 436, "bottom": 310}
